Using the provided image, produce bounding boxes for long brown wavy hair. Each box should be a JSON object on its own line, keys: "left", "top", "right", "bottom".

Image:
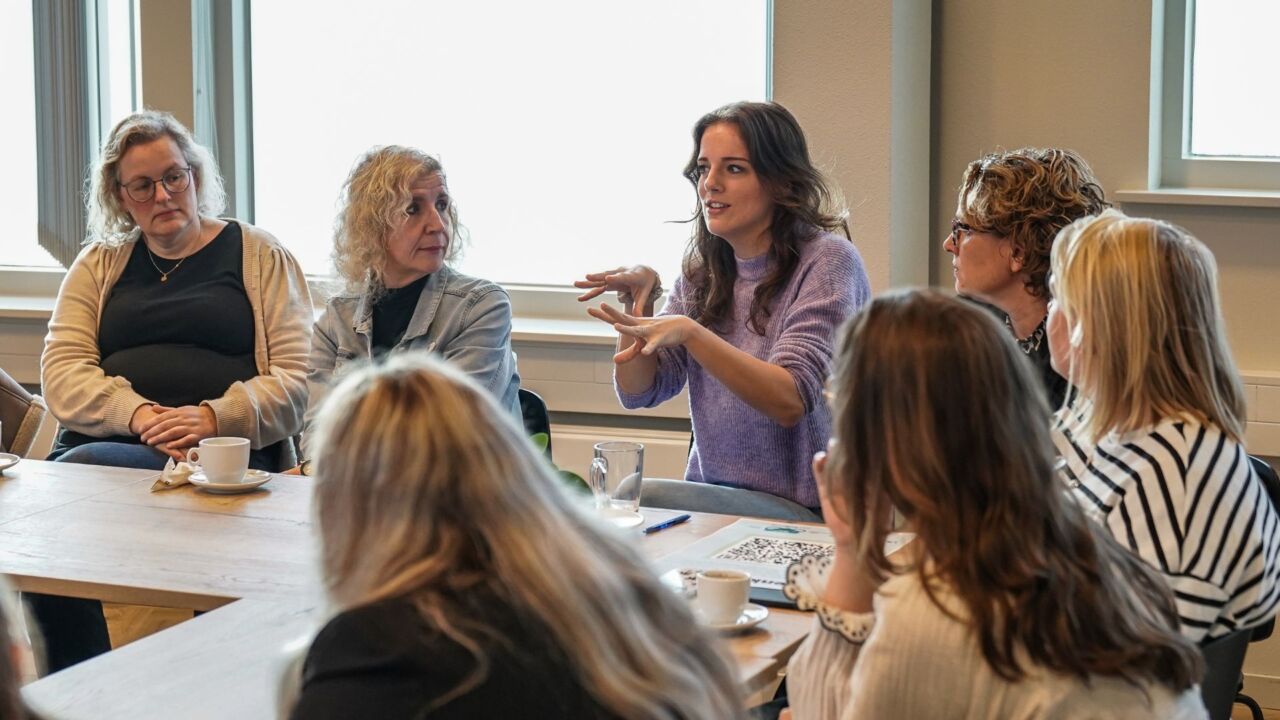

{"left": 680, "top": 102, "right": 849, "bottom": 334}
{"left": 825, "top": 289, "right": 1202, "bottom": 690}
{"left": 957, "top": 147, "right": 1109, "bottom": 298}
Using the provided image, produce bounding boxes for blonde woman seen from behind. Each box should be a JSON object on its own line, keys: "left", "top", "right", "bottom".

{"left": 284, "top": 355, "right": 744, "bottom": 720}
{"left": 1048, "top": 211, "right": 1280, "bottom": 642}
{"left": 784, "top": 289, "right": 1205, "bottom": 719}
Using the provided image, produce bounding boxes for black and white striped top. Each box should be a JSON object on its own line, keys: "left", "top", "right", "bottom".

{"left": 1054, "top": 413, "right": 1280, "bottom": 642}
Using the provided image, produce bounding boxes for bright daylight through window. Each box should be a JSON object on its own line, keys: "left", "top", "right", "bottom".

{"left": 1189, "top": 0, "right": 1280, "bottom": 158}
{"left": 250, "top": 0, "right": 769, "bottom": 285}
{"left": 0, "top": 0, "right": 135, "bottom": 270}
{"left": 0, "top": 1, "right": 49, "bottom": 268}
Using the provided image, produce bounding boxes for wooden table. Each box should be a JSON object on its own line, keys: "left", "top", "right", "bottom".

{"left": 2, "top": 461, "right": 811, "bottom": 719}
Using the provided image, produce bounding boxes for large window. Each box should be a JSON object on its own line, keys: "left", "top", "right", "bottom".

{"left": 249, "top": 0, "right": 770, "bottom": 285}
{"left": 0, "top": 0, "right": 136, "bottom": 271}
{"left": 0, "top": 1, "right": 48, "bottom": 268}
{"left": 1157, "top": 0, "right": 1280, "bottom": 190}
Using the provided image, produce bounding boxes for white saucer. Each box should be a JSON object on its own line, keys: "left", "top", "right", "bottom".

{"left": 189, "top": 469, "right": 271, "bottom": 494}
{"left": 0, "top": 453, "right": 19, "bottom": 474}
{"left": 703, "top": 603, "right": 769, "bottom": 633}
{"left": 601, "top": 509, "right": 644, "bottom": 529}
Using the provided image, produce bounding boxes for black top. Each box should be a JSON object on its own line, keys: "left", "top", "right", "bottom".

{"left": 98, "top": 222, "right": 256, "bottom": 408}
{"left": 1026, "top": 336, "right": 1069, "bottom": 409}
{"left": 290, "top": 593, "right": 623, "bottom": 720}
{"left": 371, "top": 274, "right": 429, "bottom": 354}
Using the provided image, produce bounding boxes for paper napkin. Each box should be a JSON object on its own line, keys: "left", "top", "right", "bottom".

{"left": 149, "top": 458, "right": 197, "bottom": 491}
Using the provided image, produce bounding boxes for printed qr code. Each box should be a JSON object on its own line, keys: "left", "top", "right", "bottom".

{"left": 713, "top": 536, "right": 833, "bottom": 566}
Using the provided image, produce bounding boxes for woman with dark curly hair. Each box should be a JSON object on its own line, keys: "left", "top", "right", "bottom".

{"left": 576, "top": 102, "right": 871, "bottom": 520}
{"left": 943, "top": 147, "right": 1108, "bottom": 407}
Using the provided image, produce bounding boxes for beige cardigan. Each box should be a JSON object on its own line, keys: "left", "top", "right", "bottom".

{"left": 41, "top": 221, "right": 313, "bottom": 460}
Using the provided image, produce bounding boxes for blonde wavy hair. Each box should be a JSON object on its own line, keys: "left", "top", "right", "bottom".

{"left": 308, "top": 354, "right": 744, "bottom": 719}
{"left": 86, "top": 110, "right": 226, "bottom": 246}
{"left": 1050, "top": 210, "right": 1245, "bottom": 444}
{"left": 958, "top": 147, "right": 1109, "bottom": 298}
{"left": 332, "top": 146, "right": 463, "bottom": 296}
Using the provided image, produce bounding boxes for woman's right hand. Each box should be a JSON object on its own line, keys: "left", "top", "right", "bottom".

{"left": 128, "top": 404, "right": 164, "bottom": 436}
{"left": 574, "top": 266, "right": 663, "bottom": 315}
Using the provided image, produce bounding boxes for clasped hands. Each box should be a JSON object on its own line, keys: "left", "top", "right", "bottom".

{"left": 129, "top": 403, "right": 219, "bottom": 461}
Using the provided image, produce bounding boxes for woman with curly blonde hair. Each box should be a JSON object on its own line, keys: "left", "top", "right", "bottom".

{"left": 283, "top": 355, "right": 744, "bottom": 719}
{"left": 298, "top": 146, "right": 519, "bottom": 465}
{"left": 944, "top": 147, "right": 1108, "bottom": 407}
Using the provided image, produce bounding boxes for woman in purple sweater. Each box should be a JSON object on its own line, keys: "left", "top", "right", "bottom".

{"left": 578, "top": 102, "right": 870, "bottom": 520}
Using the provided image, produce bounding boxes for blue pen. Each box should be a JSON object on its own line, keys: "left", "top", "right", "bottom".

{"left": 643, "top": 513, "right": 692, "bottom": 535}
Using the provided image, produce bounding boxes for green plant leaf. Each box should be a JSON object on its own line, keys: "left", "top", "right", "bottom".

{"left": 559, "top": 470, "right": 590, "bottom": 494}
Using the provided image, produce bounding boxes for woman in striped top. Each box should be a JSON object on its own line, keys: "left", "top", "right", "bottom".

{"left": 1048, "top": 210, "right": 1280, "bottom": 642}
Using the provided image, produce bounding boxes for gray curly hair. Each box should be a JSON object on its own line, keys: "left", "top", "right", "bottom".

{"left": 86, "top": 110, "right": 226, "bottom": 246}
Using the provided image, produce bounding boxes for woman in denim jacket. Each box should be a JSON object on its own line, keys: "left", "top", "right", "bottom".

{"left": 298, "top": 146, "right": 520, "bottom": 463}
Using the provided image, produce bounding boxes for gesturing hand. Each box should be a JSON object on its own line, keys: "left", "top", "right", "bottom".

{"left": 574, "top": 266, "right": 663, "bottom": 314}
{"left": 587, "top": 302, "right": 697, "bottom": 364}
{"left": 140, "top": 405, "right": 219, "bottom": 453}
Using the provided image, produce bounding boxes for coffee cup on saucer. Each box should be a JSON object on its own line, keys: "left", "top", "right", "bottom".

{"left": 186, "top": 437, "right": 250, "bottom": 484}
{"left": 695, "top": 569, "right": 750, "bottom": 625}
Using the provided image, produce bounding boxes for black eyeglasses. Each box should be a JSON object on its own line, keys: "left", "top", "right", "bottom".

{"left": 118, "top": 166, "right": 192, "bottom": 203}
{"left": 950, "top": 218, "right": 982, "bottom": 239}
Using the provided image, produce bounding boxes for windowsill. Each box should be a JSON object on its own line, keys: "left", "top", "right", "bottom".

{"left": 0, "top": 292, "right": 618, "bottom": 347}
{"left": 1116, "top": 188, "right": 1280, "bottom": 209}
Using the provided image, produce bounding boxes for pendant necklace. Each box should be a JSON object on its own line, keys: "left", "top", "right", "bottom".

{"left": 146, "top": 244, "right": 187, "bottom": 283}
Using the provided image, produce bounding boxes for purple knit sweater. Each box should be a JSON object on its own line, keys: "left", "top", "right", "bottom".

{"left": 617, "top": 233, "right": 871, "bottom": 508}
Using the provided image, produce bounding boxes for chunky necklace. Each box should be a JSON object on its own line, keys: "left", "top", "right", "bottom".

{"left": 1004, "top": 314, "right": 1047, "bottom": 354}
{"left": 146, "top": 244, "right": 188, "bottom": 283}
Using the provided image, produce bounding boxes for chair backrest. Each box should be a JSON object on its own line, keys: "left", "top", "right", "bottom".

{"left": 1200, "top": 626, "right": 1254, "bottom": 720}
{"left": 1249, "top": 455, "right": 1280, "bottom": 515}
{"left": 0, "top": 369, "right": 47, "bottom": 457}
{"left": 518, "top": 388, "right": 552, "bottom": 459}
{"left": 1248, "top": 455, "right": 1280, "bottom": 642}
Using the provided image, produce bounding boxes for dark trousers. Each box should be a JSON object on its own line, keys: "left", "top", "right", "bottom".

{"left": 25, "top": 594, "right": 112, "bottom": 672}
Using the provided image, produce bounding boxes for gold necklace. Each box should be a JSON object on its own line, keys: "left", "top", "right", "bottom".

{"left": 146, "top": 244, "right": 187, "bottom": 283}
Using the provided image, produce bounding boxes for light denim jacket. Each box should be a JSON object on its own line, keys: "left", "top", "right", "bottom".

{"left": 300, "top": 266, "right": 521, "bottom": 456}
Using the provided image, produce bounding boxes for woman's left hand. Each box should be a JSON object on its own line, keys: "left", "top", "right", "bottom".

{"left": 587, "top": 303, "right": 698, "bottom": 363}
{"left": 139, "top": 405, "right": 219, "bottom": 451}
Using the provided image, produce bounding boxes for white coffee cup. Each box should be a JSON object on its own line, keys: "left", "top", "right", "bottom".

{"left": 186, "top": 437, "right": 250, "bottom": 484}
{"left": 696, "top": 569, "right": 750, "bottom": 625}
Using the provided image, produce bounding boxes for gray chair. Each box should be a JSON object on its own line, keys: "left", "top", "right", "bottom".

{"left": 639, "top": 478, "right": 820, "bottom": 522}
{"left": 0, "top": 368, "right": 47, "bottom": 456}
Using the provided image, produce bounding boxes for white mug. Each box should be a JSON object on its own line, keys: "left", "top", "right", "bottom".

{"left": 696, "top": 569, "right": 750, "bottom": 625}
{"left": 186, "top": 437, "right": 250, "bottom": 484}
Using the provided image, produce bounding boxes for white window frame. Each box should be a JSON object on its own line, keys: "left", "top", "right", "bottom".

{"left": 1152, "top": 0, "right": 1280, "bottom": 191}
{"left": 200, "top": 0, "right": 773, "bottom": 321}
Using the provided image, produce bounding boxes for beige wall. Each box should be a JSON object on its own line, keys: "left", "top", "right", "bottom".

{"left": 931, "top": 0, "right": 1280, "bottom": 699}
{"left": 929, "top": 0, "right": 1280, "bottom": 375}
